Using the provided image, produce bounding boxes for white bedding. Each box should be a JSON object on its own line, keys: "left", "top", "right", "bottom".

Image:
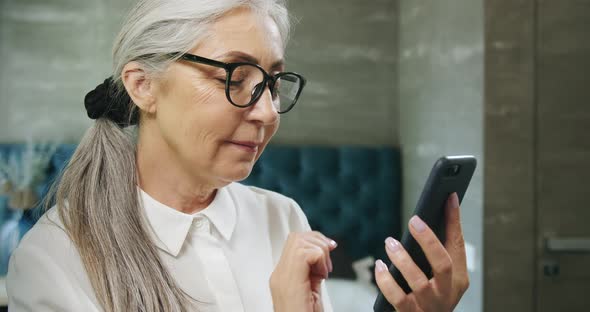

{"left": 325, "top": 256, "right": 379, "bottom": 311}
{"left": 326, "top": 278, "right": 378, "bottom": 311}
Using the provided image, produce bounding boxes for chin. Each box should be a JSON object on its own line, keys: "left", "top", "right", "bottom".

{"left": 221, "top": 163, "right": 254, "bottom": 183}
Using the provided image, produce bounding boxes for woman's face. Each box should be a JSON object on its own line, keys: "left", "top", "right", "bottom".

{"left": 147, "top": 8, "right": 284, "bottom": 185}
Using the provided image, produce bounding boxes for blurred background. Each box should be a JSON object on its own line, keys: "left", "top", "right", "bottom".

{"left": 0, "top": 0, "right": 588, "bottom": 311}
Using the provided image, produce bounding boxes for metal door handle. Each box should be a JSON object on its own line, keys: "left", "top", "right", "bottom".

{"left": 545, "top": 238, "right": 590, "bottom": 253}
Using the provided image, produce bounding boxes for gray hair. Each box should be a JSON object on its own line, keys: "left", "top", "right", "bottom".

{"left": 49, "top": 0, "right": 290, "bottom": 311}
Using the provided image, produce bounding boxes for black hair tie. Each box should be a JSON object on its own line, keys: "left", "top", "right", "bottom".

{"left": 84, "top": 77, "right": 138, "bottom": 127}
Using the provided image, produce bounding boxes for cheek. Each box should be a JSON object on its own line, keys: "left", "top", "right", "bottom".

{"left": 256, "top": 119, "right": 280, "bottom": 159}
{"left": 185, "top": 84, "right": 239, "bottom": 133}
{"left": 162, "top": 81, "right": 218, "bottom": 129}
{"left": 265, "top": 119, "right": 280, "bottom": 140}
{"left": 155, "top": 83, "right": 222, "bottom": 156}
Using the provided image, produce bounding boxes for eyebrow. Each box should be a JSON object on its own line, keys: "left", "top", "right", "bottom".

{"left": 217, "top": 51, "right": 285, "bottom": 71}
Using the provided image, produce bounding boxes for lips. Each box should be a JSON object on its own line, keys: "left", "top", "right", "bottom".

{"left": 227, "top": 140, "right": 261, "bottom": 153}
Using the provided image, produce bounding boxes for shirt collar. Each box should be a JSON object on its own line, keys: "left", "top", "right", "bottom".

{"left": 140, "top": 185, "right": 237, "bottom": 257}
{"left": 198, "top": 186, "right": 236, "bottom": 242}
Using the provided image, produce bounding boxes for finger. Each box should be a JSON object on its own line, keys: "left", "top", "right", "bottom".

{"left": 311, "top": 231, "right": 338, "bottom": 272}
{"left": 444, "top": 193, "right": 468, "bottom": 277}
{"left": 308, "top": 231, "right": 338, "bottom": 251}
{"left": 408, "top": 215, "right": 453, "bottom": 294}
{"left": 304, "top": 231, "right": 337, "bottom": 274}
{"left": 306, "top": 233, "right": 335, "bottom": 273}
{"left": 384, "top": 237, "right": 433, "bottom": 297}
{"left": 374, "top": 259, "right": 411, "bottom": 310}
{"left": 306, "top": 244, "right": 330, "bottom": 279}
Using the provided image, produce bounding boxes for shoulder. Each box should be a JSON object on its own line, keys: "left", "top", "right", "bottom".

{"left": 7, "top": 207, "right": 98, "bottom": 310}
{"left": 227, "top": 182, "right": 299, "bottom": 214}
{"left": 227, "top": 182, "right": 311, "bottom": 232}
{"left": 228, "top": 182, "right": 290, "bottom": 201}
{"left": 8, "top": 206, "right": 83, "bottom": 279}
{"left": 14, "top": 207, "right": 75, "bottom": 259}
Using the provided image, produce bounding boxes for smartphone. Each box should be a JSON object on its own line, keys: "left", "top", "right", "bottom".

{"left": 373, "top": 155, "right": 477, "bottom": 312}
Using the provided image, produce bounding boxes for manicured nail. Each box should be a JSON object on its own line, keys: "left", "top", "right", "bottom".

{"left": 375, "top": 259, "right": 387, "bottom": 273}
{"left": 329, "top": 239, "right": 338, "bottom": 248}
{"left": 385, "top": 237, "right": 401, "bottom": 253}
{"left": 410, "top": 215, "right": 427, "bottom": 233}
{"left": 449, "top": 192, "right": 459, "bottom": 208}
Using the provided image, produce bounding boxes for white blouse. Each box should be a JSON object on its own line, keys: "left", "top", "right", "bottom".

{"left": 6, "top": 183, "right": 333, "bottom": 312}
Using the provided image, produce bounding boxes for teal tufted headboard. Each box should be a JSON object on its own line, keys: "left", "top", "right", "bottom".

{"left": 242, "top": 145, "right": 402, "bottom": 275}
{"left": 1, "top": 144, "right": 402, "bottom": 277}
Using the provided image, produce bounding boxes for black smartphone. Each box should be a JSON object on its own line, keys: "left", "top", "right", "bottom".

{"left": 373, "top": 155, "right": 477, "bottom": 312}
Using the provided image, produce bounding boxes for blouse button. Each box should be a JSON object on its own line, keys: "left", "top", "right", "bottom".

{"left": 193, "top": 217, "right": 210, "bottom": 234}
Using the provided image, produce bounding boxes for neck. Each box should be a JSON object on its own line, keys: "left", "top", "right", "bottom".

{"left": 136, "top": 128, "right": 221, "bottom": 215}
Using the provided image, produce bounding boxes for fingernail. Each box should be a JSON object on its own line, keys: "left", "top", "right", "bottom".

{"left": 449, "top": 192, "right": 459, "bottom": 208}
{"left": 375, "top": 259, "right": 387, "bottom": 273}
{"left": 410, "top": 215, "right": 426, "bottom": 233}
{"left": 385, "top": 237, "right": 401, "bottom": 253}
{"left": 329, "top": 239, "right": 338, "bottom": 248}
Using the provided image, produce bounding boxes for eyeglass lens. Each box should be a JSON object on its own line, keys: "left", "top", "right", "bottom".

{"left": 229, "top": 64, "right": 302, "bottom": 113}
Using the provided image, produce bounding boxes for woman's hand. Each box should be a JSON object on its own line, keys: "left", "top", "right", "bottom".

{"left": 374, "top": 193, "right": 470, "bottom": 312}
{"left": 270, "top": 231, "right": 337, "bottom": 312}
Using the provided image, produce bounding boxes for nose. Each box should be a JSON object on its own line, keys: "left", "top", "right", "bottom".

{"left": 247, "top": 83, "right": 279, "bottom": 125}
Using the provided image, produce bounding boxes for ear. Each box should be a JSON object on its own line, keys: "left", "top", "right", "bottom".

{"left": 121, "top": 61, "right": 157, "bottom": 114}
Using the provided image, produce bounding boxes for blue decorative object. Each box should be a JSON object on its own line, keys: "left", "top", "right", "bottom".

{"left": 0, "top": 142, "right": 58, "bottom": 276}
{"left": 0, "top": 196, "right": 7, "bottom": 225}
{"left": 0, "top": 209, "right": 34, "bottom": 275}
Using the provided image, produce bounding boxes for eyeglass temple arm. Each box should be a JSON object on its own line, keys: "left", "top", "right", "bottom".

{"left": 167, "top": 52, "right": 227, "bottom": 68}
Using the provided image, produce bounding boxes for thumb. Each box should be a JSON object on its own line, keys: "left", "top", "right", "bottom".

{"left": 444, "top": 193, "right": 467, "bottom": 271}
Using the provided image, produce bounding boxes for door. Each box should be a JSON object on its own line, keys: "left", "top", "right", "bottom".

{"left": 535, "top": 1, "right": 590, "bottom": 311}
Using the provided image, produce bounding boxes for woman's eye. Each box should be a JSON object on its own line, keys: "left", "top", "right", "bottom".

{"left": 215, "top": 78, "right": 243, "bottom": 86}
{"left": 214, "top": 76, "right": 244, "bottom": 90}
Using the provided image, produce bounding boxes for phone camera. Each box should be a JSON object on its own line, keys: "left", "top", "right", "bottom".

{"left": 447, "top": 165, "right": 461, "bottom": 176}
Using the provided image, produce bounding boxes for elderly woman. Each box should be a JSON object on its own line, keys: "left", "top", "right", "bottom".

{"left": 6, "top": 0, "right": 469, "bottom": 311}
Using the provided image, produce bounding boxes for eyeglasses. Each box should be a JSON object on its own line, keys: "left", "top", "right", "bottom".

{"left": 170, "top": 52, "right": 306, "bottom": 114}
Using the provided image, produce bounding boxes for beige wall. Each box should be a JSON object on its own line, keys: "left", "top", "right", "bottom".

{"left": 0, "top": 0, "right": 399, "bottom": 146}
{"left": 275, "top": 0, "right": 399, "bottom": 146}
{"left": 397, "top": 1, "right": 484, "bottom": 312}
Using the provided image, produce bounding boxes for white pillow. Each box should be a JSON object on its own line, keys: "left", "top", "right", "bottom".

{"left": 326, "top": 278, "right": 378, "bottom": 312}
{"left": 325, "top": 256, "right": 378, "bottom": 312}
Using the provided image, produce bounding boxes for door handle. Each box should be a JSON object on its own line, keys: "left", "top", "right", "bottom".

{"left": 545, "top": 237, "right": 590, "bottom": 253}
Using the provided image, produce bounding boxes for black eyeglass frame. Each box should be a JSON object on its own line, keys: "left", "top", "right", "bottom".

{"left": 169, "top": 52, "right": 306, "bottom": 114}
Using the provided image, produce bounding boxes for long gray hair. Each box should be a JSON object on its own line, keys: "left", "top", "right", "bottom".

{"left": 48, "top": 0, "right": 290, "bottom": 311}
